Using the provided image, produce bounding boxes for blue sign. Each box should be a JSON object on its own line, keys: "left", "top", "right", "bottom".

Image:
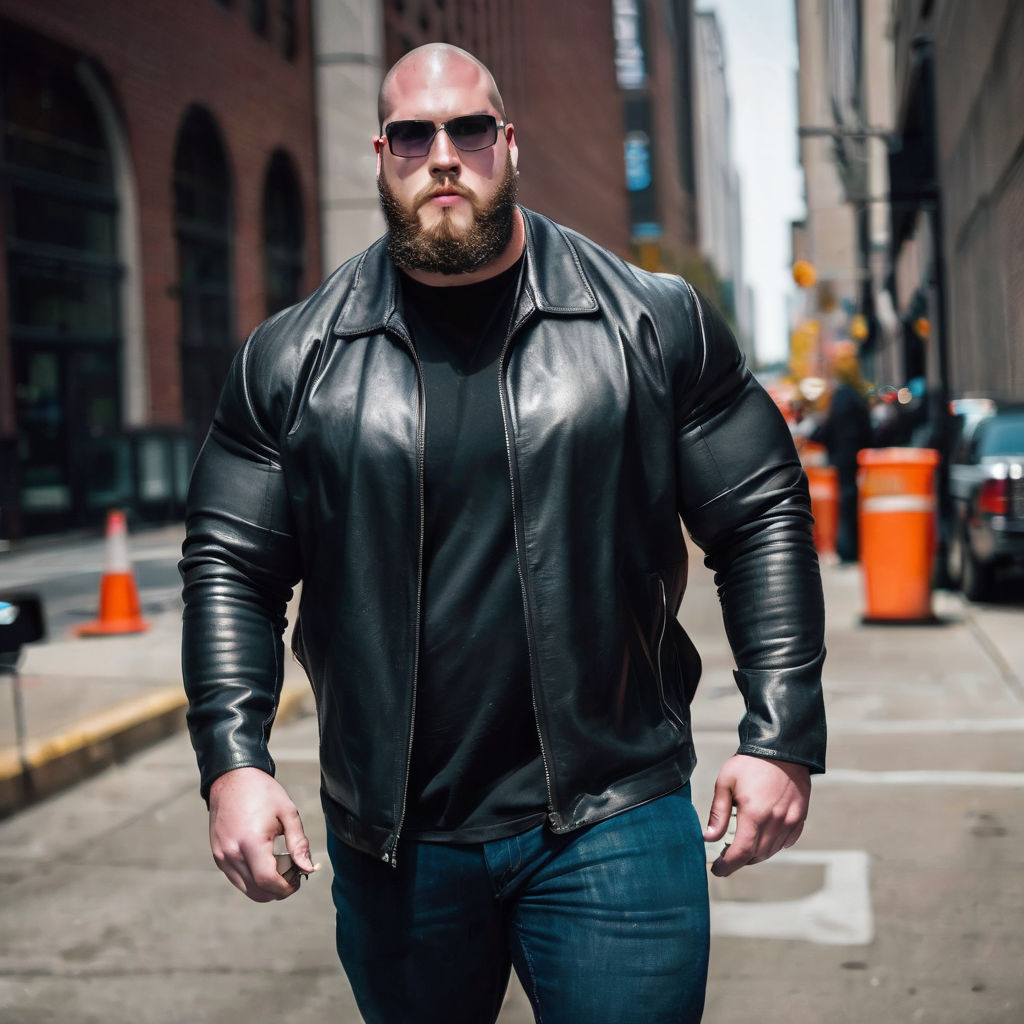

{"left": 624, "top": 131, "right": 651, "bottom": 192}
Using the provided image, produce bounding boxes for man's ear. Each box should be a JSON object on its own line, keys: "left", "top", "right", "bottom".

{"left": 373, "top": 135, "right": 383, "bottom": 176}
{"left": 505, "top": 123, "right": 518, "bottom": 171}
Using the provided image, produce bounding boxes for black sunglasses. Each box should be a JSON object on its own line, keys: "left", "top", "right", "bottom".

{"left": 383, "top": 114, "right": 507, "bottom": 158}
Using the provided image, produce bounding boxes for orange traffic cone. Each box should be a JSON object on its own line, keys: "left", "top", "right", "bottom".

{"left": 75, "top": 509, "right": 150, "bottom": 636}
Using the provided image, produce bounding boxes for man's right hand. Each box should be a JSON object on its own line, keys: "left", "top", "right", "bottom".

{"left": 207, "top": 766, "right": 315, "bottom": 902}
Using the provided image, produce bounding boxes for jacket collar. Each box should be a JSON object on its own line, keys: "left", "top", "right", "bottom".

{"left": 331, "top": 207, "right": 598, "bottom": 339}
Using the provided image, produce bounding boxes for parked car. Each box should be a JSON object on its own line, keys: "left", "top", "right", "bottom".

{"left": 945, "top": 400, "right": 1024, "bottom": 600}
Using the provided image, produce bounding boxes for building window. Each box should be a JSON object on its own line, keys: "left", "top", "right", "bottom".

{"left": 262, "top": 149, "right": 305, "bottom": 315}
{"left": 173, "top": 106, "right": 235, "bottom": 452}
{"left": 1, "top": 34, "right": 122, "bottom": 532}
{"left": 279, "top": 0, "right": 298, "bottom": 60}
{"left": 247, "top": 0, "right": 268, "bottom": 37}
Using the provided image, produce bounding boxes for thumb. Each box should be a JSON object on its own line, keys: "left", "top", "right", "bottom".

{"left": 704, "top": 778, "right": 735, "bottom": 841}
{"left": 281, "top": 809, "right": 315, "bottom": 873}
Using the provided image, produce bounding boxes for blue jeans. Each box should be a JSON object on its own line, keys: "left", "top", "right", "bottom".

{"left": 327, "top": 786, "right": 710, "bottom": 1023}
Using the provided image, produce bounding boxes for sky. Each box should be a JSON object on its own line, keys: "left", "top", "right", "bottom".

{"left": 700, "top": 0, "right": 805, "bottom": 365}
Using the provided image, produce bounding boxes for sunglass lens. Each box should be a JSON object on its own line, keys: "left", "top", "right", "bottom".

{"left": 448, "top": 115, "right": 497, "bottom": 151}
{"left": 388, "top": 121, "right": 435, "bottom": 157}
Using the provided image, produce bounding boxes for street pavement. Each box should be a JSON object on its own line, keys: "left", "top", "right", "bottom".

{"left": 1, "top": 522, "right": 1023, "bottom": 1022}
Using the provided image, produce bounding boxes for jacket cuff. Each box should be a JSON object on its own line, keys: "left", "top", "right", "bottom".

{"left": 733, "top": 648, "right": 827, "bottom": 773}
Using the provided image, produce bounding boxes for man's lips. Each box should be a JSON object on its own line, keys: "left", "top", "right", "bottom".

{"left": 418, "top": 184, "right": 473, "bottom": 210}
{"left": 425, "top": 190, "right": 468, "bottom": 207}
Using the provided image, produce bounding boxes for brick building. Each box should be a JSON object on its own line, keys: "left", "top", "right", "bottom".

{"left": 1, "top": 0, "right": 716, "bottom": 540}
{"left": 0, "top": 0, "right": 321, "bottom": 537}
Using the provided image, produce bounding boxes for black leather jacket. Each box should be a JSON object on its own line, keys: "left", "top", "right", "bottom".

{"left": 181, "top": 208, "right": 826, "bottom": 865}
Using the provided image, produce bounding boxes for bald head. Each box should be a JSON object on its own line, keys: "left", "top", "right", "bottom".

{"left": 378, "top": 43, "right": 506, "bottom": 129}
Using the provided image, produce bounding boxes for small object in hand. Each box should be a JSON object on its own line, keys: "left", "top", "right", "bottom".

{"left": 275, "top": 852, "right": 322, "bottom": 884}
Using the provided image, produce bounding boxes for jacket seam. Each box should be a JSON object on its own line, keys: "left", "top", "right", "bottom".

{"left": 682, "top": 280, "right": 709, "bottom": 381}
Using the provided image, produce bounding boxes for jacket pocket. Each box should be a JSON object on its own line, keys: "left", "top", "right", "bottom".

{"left": 652, "top": 576, "right": 702, "bottom": 732}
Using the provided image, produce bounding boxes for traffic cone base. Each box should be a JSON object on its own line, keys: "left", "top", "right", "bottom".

{"left": 75, "top": 510, "right": 151, "bottom": 637}
{"left": 75, "top": 572, "right": 150, "bottom": 636}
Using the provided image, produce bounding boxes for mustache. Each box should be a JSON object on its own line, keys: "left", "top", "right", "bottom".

{"left": 414, "top": 178, "right": 477, "bottom": 208}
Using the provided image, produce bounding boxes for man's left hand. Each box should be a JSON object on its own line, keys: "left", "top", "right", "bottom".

{"left": 703, "top": 754, "right": 811, "bottom": 877}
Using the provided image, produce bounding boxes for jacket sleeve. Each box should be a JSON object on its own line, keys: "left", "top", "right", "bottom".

{"left": 672, "top": 284, "right": 827, "bottom": 773}
{"left": 179, "top": 330, "right": 303, "bottom": 801}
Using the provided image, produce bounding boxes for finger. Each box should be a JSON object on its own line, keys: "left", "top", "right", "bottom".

{"left": 717, "top": 812, "right": 807, "bottom": 875}
{"left": 281, "top": 808, "right": 316, "bottom": 874}
{"left": 244, "top": 840, "right": 300, "bottom": 901}
{"left": 278, "top": 862, "right": 304, "bottom": 891}
{"left": 759, "top": 802, "right": 808, "bottom": 859}
{"left": 214, "top": 847, "right": 278, "bottom": 903}
{"left": 711, "top": 815, "right": 760, "bottom": 877}
{"left": 783, "top": 819, "right": 806, "bottom": 849}
{"left": 759, "top": 817, "right": 806, "bottom": 862}
{"left": 704, "top": 781, "right": 735, "bottom": 841}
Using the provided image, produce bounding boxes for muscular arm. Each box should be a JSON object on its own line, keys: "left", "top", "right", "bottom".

{"left": 180, "top": 333, "right": 311, "bottom": 898}
{"left": 672, "top": 286, "right": 826, "bottom": 874}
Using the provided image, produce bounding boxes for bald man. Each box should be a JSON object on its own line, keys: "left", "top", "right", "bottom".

{"left": 182, "top": 43, "right": 826, "bottom": 1024}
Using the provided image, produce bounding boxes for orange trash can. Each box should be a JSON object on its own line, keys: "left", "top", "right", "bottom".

{"left": 805, "top": 464, "right": 839, "bottom": 557}
{"left": 857, "top": 447, "right": 940, "bottom": 622}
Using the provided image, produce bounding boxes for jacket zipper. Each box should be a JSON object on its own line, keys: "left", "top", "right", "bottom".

{"left": 383, "top": 326, "right": 427, "bottom": 869}
{"left": 497, "top": 280, "right": 558, "bottom": 826}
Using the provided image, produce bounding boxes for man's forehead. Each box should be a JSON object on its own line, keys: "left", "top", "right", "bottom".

{"left": 384, "top": 53, "right": 494, "bottom": 119}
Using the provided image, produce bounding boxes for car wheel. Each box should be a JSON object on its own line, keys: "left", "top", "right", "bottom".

{"left": 960, "top": 526, "right": 993, "bottom": 602}
{"left": 946, "top": 526, "right": 963, "bottom": 588}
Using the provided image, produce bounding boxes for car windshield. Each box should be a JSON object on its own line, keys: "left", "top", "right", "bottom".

{"left": 978, "top": 413, "right": 1024, "bottom": 458}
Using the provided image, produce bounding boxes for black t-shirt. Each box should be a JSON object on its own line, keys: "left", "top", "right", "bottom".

{"left": 399, "top": 257, "right": 547, "bottom": 842}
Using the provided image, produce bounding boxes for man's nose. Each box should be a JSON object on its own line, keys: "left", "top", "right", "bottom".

{"left": 428, "top": 127, "right": 462, "bottom": 174}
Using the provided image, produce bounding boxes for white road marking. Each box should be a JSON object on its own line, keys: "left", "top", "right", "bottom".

{"left": 696, "top": 717, "right": 1024, "bottom": 744}
{"left": 816, "top": 769, "right": 1024, "bottom": 787}
{"left": 828, "top": 717, "right": 1024, "bottom": 734}
{"left": 710, "top": 849, "right": 874, "bottom": 945}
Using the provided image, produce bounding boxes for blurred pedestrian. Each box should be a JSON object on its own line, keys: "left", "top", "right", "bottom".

{"left": 813, "top": 354, "right": 873, "bottom": 562}
{"left": 181, "top": 43, "right": 826, "bottom": 1024}
{"left": 870, "top": 387, "right": 904, "bottom": 447}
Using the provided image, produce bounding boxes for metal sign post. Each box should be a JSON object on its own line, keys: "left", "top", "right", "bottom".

{"left": 0, "top": 593, "right": 46, "bottom": 796}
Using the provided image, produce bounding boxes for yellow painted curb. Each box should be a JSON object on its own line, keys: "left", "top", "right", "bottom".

{"left": 0, "top": 683, "right": 312, "bottom": 785}
{"left": 0, "top": 686, "right": 187, "bottom": 783}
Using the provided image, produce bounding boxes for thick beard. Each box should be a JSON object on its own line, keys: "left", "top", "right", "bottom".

{"left": 379, "top": 154, "right": 518, "bottom": 275}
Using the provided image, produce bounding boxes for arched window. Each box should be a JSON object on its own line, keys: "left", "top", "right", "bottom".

{"left": 173, "top": 105, "right": 234, "bottom": 452}
{"left": 262, "top": 148, "right": 305, "bottom": 316}
{"left": 1, "top": 31, "right": 122, "bottom": 533}
{"left": 279, "top": 0, "right": 298, "bottom": 61}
